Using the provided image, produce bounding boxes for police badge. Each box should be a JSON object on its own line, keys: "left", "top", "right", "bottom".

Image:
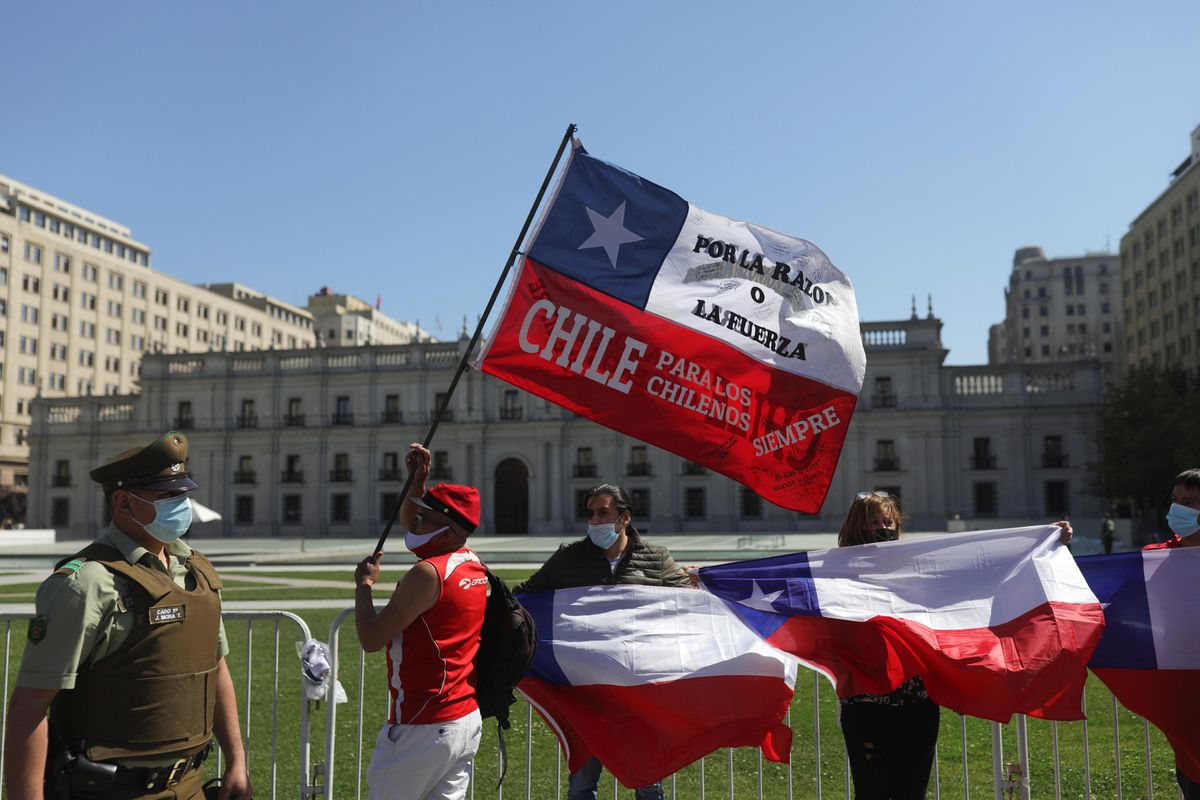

{"left": 27, "top": 615, "right": 47, "bottom": 644}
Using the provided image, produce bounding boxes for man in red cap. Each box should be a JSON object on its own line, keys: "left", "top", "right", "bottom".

{"left": 354, "top": 444, "right": 488, "bottom": 800}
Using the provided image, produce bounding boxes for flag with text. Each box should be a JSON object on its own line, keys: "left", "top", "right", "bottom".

{"left": 478, "top": 143, "right": 865, "bottom": 512}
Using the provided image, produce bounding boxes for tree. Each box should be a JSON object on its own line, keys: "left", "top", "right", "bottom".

{"left": 1100, "top": 367, "right": 1200, "bottom": 542}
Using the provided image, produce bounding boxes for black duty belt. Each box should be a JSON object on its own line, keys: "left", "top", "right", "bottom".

{"left": 111, "top": 743, "right": 211, "bottom": 792}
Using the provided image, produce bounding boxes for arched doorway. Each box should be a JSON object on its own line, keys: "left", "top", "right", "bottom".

{"left": 493, "top": 458, "right": 529, "bottom": 535}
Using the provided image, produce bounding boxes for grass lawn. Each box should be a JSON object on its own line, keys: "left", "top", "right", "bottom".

{"left": 0, "top": 567, "right": 1184, "bottom": 799}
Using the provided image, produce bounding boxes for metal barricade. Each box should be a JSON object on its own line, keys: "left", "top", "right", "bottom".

{"left": 222, "top": 610, "right": 318, "bottom": 799}
{"left": 318, "top": 606, "right": 1183, "bottom": 800}
{"left": 0, "top": 610, "right": 315, "bottom": 800}
{"left": 1, "top": 606, "right": 1179, "bottom": 799}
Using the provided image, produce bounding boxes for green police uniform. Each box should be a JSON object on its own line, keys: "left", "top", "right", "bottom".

{"left": 18, "top": 527, "right": 230, "bottom": 693}
{"left": 15, "top": 431, "right": 230, "bottom": 799}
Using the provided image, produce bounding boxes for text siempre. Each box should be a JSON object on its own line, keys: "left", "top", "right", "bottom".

{"left": 516, "top": 299, "right": 843, "bottom": 455}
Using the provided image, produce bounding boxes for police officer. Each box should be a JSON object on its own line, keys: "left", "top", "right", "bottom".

{"left": 3, "top": 432, "right": 252, "bottom": 799}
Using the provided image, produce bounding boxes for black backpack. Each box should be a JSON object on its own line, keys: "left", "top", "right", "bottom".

{"left": 474, "top": 567, "right": 537, "bottom": 788}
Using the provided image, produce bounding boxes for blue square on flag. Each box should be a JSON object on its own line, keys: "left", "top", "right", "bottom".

{"left": 1078, "top": 553, "right": 1160, "bottom": 669}
{"left": 529, "top": 149, "right": 689, "bottom": 309}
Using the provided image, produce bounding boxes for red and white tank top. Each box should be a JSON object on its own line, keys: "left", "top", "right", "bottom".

{"left": 386, "top": 548, "right": 488, "bottom": 724}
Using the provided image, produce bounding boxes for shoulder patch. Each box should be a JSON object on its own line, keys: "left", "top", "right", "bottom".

{"left": 27, "top": 615, "right": 47, "bottom": 644}
{"left": 54, "top": 558, "right": 87, "bottom": 576}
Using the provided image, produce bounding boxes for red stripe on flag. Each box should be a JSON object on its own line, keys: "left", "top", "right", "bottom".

{"left": 519, "top": 672, "right": 795, "bottom": 788}
{"left": 766, "top": 600, "right": 1104, "bottom": 721}
{"left": 481, "top": 260, "right": 856, "bottom": 512}
{"left": 1092, "top": 667, "right": 1200, "bottom": 781}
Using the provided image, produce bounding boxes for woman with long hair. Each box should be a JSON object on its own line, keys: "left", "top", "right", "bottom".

{"left": 836, "top": 491, "right": 940, "bottom": 800}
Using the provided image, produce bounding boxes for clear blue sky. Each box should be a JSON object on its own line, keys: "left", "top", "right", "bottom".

{"left": 5, "top": 1, "right": 1198, "bottom": 364}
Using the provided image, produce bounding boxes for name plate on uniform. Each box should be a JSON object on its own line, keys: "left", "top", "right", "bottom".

{"left": 150, "top": 604, "right": 187, "bottom": 625}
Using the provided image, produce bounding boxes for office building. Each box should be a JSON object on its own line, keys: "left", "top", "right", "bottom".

{"left": 306, "top": 287, "right": 431, "bottom": 346}
{"left": 0, "top": 173, "right": 317, "bottom": 489}
{"left": 988, "top": 247, "right": 1123, "bottom": 382}
{"left": 1119, "top": 124, "right": 1200, "bottom": 374}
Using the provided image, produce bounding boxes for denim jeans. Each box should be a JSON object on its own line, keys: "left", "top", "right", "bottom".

{"left": 566, "top": 757, "right": 664, "bottom": 800}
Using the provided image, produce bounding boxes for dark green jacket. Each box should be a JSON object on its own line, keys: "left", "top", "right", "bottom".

{"left": 514, "top": 529, "right": 690, "bottom": 593}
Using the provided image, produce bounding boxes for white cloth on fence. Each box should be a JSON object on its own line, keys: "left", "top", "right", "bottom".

{"left": 297, "top": 639, "right": 347, "bottom": 703}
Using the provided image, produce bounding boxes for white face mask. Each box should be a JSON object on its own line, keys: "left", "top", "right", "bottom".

{"left": 405, "top": 525, "right": 449, "bottom": 553}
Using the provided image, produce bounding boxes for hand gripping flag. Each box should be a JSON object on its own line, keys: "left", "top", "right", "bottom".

{"left": 517, "top": 585, "right": 797, "bottom": 788}
{"left": 1079, "top": 548, "right": 1200, "bottom": 782}
{"left": 478, "top": 143, "right": 865, "bottom": 512}
{"left": 699, "top": 526, "right": 1104, "bottom": 721}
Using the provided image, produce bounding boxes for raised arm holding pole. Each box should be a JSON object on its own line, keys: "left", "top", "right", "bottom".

{"left": 369, "top": 122, "right": 577, "bottom": 559}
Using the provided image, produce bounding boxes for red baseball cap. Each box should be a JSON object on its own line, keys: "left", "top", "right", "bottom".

{"left": 408, "top": 483, "right": 480, "bottom": 533}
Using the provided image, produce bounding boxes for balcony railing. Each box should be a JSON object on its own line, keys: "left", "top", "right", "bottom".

{"left": 1042, "top": 453, "right": 1069, "bottom": 468}
{"left": 627, "top": 463, "right": 652, "bottom": 477}
{"left": 380, "top": 409, "right": 403, "bottom": 424}
{"left": 970, "top": 455, "right": 996, "bottom": 470}
{"left": 233, "top": 470, "right": 256, "bottom": 484}
{"left": 283, "top": 413, "right": 306, "bottom": 427}
{"left": 329, "top": 469, "right": 353, "bottom": 482}
{"left": 871, "top": 393, "right": 897, "bottom": 408}
{"left": 573, "top": 464, "right": 597, "bottom": 478}
{"left": 236, "top": 414, "right": 258, "bottom": 429}
{"left": 499, "top": 407, "right": 523, "bottom": 421}
{"left": 379, "top": 469, "right": 402, "bottom": 481}
{"left": 51, "top": 475, "right": 72, "bottom": 488}
{"left": 280, "top": 470, "right": 304, "bottom": 484}
{"left": 874, "top": 458, "right": 901, "bottom": 472}
{"left": 331, "top": 412, "right": 354, "bottom": 426}
{"left": 174, "top": 416, "right": 194, "bottom": 430}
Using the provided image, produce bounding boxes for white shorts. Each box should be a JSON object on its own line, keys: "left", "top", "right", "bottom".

{"left": 367, "top": 708, "right": 483, "bottom": 800}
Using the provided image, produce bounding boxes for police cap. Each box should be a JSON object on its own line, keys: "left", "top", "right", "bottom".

{"left": 89, "top": 431, "right": 199, "bottom": 493}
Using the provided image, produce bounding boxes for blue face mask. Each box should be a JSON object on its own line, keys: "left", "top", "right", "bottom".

{"left": 130, "top": 493, "right": 193, "bottom": 543}
{"left": 1166, "top": 503, "right": 1200, "bottom": 538}
{"left": 587, "top": 523, "right": 620, "bottom": 549}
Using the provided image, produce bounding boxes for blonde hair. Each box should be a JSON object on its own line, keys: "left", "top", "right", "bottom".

{"left": 838, "top": 493, "right": 903, "bottom": 548}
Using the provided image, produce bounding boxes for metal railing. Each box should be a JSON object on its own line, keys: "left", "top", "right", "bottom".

{"left": 220, "top": 611, "right": 318, "bottom": 800}
{"left": 317, "top": 609, "right": 1183, "bottom": 800}
{"left": 0, "top": 611, "right": 316, "bottom": 800}
{"left": 0, "top": 609, "right": 1181, "bottom": 800}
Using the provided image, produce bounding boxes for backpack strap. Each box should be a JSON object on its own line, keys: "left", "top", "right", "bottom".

{"left": 476, "top": 561, "right": 510, "bottom": 791}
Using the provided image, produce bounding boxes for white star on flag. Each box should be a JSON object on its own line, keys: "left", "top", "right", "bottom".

{"left": 577, "top": 201, "right": 643, "bottom": 269}
{"left": 738, "top": 580, "right": 784, "bottom": 612}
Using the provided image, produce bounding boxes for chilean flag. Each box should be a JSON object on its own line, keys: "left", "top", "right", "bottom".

{"left": 700, "top": 525, "right": 1104, "bottom": 721}
{"left": 1079, "top": 548, "right": 1200, "bottom": 782}
{"left": 479, "top": 142, "right": 865, "bottom": 513}
{"left": 517, "top": 585, "right": 798, "bottom": 788}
